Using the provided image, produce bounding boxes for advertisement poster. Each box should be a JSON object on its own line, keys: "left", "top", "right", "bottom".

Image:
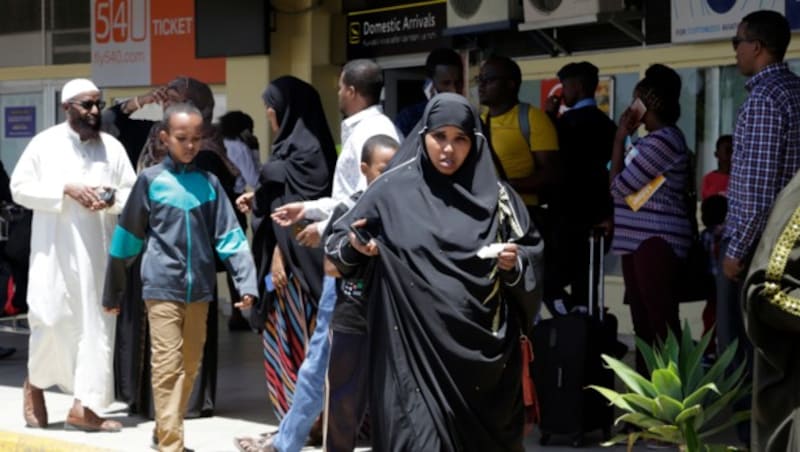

{"left": 671, "top": 0, "right": 784, "bottom": 43}
{"left": 91, "top": 0, "right": 225, "bottom": 87}
{"left": 346, "top": 0, "right": 448, "bottom": 60}
{"left": 540, "top": 77, "right": 614, "bottom": 118}
{"left": 4, "top": 107, "right": 36, "bottom": 139}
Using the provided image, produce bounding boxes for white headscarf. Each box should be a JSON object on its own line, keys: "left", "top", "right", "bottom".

{"left": 61, "top": 78, "right": 99, "bottom": 104}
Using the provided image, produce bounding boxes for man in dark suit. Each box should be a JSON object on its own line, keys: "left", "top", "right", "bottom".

{"left": 546, "top": 61, "right": 617, "bottom": 314}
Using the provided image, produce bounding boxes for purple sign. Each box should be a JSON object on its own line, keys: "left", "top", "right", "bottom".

{"left": 4, "top": 107, "right": 36, "bottom": 138}
{"left": 788, "top": 0, "right": 800, "bottom": 30}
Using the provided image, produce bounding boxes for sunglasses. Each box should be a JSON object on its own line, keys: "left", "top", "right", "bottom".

{"left": 473, "top": 74, "right": 506, "bottom": 85}
{"left": 731, "top": 36, "right": 759, "bottom": 50}
{"left": 70, "top": 100, "right": 106, "bottom": 111}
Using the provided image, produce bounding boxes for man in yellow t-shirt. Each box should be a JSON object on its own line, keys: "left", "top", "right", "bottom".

{"left": 477, "top": 55, "right": 559, "bottom": 207}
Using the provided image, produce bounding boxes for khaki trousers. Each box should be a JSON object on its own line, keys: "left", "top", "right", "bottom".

{"left": 146, "top": 300, "right": 209, "bottom": 452}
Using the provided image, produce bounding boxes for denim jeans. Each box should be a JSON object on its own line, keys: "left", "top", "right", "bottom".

{"left": 272, "top": 276, "right": 336, "bottom": 452}
{"left": 715, "top": 238, "right": 752, "bottom": 446}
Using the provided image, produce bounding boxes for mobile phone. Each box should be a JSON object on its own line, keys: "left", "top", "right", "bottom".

{"left": 630, "top": 98, "right": 647, "bottom": 123}
{"left": 350, "top": 224, "right": 373, "bottom": 245}
{"left": 96, "top": 187, "right": 115, "bottom": 203}
{"left": 264, "top": 273, "right": 275, "bottom": 293}
{"left": 291, "top": 219, "right": 313, "bottom": 238}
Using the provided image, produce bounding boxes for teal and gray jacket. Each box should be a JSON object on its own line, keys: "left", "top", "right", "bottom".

{"left": 103, "top": 156, "right": 257, "bottom": 307}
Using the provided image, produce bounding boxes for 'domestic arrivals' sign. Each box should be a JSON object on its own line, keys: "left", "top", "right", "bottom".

{"left": 346, "top": 0, "right": 448, "bottom": 60}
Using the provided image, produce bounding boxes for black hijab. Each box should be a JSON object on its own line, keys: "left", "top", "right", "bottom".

{"left": 329, "top": 93, "right": 541, "bottom": 451}
{"left": 252, "top": 76, "right": 336, "bottom": 305}
{"left": 259, "top": 76, "right": 337, "bottom": 202}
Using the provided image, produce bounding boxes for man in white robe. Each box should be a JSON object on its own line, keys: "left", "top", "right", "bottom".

{"left": 10, "top": 78, "right": 136, "bottom": 432}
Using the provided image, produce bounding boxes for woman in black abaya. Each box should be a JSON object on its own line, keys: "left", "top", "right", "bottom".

{"left": 237, "top": 76, "right": 336, "bottom": 419}
{"left": 325, "top": 93, "right": 543, "bottom": 451}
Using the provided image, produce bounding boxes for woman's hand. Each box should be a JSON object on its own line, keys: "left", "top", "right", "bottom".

{"left": 235, "top": 294, "right": 256, "bottom": 309}
{"left": 497, "top": 243, "right": 519, "bottom": 272}
{"left": 617, "top": 107, "right": 640, "bottom": 138}
{"left": 271, "top": 202, "right": 306, "bottom": 227}
{"left": 348, "top": 218, "right": 379, "bottom": 257}
{"left": 236, "top": 192, "right": 255, "bottom": 214}
{"left": 271, "top": 247, "right": 288, "bottom": 295}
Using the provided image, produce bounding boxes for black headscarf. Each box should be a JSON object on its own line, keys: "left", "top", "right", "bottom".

{"left": 328, "top": 93, "right": 542, "bottom": 451}
{"left": 252, "top": 76, "right": 336, "bottom": 304}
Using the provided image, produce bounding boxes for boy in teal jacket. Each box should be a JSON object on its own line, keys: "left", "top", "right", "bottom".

{"left": 103, "top": 103, "right": 257, "bottom": 452}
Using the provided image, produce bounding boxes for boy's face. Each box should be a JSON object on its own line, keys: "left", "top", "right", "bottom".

{"left": 361, "top": 145, "right": 398, "bottom": 185}
{"left": 716, "top": 141, "right": 733, "bottom": 166}
{"left": 160, "top": 112, "right": 203, "bottom": 164}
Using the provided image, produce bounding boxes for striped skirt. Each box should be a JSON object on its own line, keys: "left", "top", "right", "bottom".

{"left": 262, "top": 274, "right": 317, "bottom": 419}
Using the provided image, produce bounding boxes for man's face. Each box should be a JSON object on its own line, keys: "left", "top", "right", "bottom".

{"left": 734, "top": 22, "right": 760, "bottom": 77}
{"left": 65, "top": 91, "right": 103, "bottom": 139}
{"left": 477, "top": 61, "right": 514, "bottom": 107}
{"left": 337, "top": 72, "right": 354, "bottom": 117}
{"left": 162, "top": 87, "right": 185, "bottom": 111}
{"left": 560, "top": 78, "right": 583, "bottom": 108}
{"left": 432, "top": 65, "right": 464, "bottom": 95}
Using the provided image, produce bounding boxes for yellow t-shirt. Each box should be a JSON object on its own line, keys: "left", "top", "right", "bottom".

{"left": 482, "top": 104, "right": 558, "bottom": 205}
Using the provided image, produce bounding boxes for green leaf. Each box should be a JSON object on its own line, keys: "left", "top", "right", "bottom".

{"left": 664, "top": 329, "right": 681, "bottom": 365}
{"left": 683, "top": 383, "right": 720, "bottom": 409}
{"left": 618, "top": 412, "right": 665, "bottom": 430}
{"left": 717, "top": 359, "right": 748, "bottom": 395}
{"left": 636, "top": 337, "right": 660, "bottom": 375}
{"left": 698, "top": 410, "right": 751, "bottom": 439}
{"left": 647, "top": 425, "right": 683, "bottom": 443}
{"left": 683, "top": 422, "right": 700, "bottom": 452}
{"left": 653, "top": 394, "right": 684, "bottom": 422}
{"left": 622, "top": 393, "right": 658, "bottom": 415}
{"left": 700, "top": 381, "right": 746, "bottom": 428}
{"left": 652, "top": 368, "right": 683, "bottom": 401}
{"left": 698, "top": 339, "right": 739, "bottom": 389}
{"left": 588, "top": 385, "right": 635, "bottom": 411}
{"left": 599, "top": 434, "right": 630, "bottom": 448}
{"left": 679, "top": 321, "right": 696, "bottom": 385}
{"left": 675, "top": 404, "right": 703, "bottom": 425}
{"left": 685, "top": 326, "right": 715, "bottom": 393}
{"left": 602, "top": 354, "right": 658, "bottom": 397}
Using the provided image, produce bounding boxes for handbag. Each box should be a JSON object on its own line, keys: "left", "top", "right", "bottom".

{"left": 745, "top": 186, "right": 800, "bottom": 333}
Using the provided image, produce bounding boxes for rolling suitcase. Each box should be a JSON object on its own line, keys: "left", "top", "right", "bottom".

{"left": 532, "top": 229, "right": 616, "bottom": 447}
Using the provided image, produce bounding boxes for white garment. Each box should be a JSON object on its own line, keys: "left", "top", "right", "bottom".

{"left": 10, "top": 122, "right": 136, "bottom": 410}
{"left": 306, "top": 105, "right": 400, "bottom": 233}
{"left": 223, "top": 138, "right": 260, "bottom": 193}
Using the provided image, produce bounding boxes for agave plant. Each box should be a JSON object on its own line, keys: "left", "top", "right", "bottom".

{"left": 589, "top": 322, "right": 750, "bottom": 452}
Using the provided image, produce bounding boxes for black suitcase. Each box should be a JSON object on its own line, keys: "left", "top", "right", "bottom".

{"left": 532, "top": 230, "right": 616, "bottom": 447}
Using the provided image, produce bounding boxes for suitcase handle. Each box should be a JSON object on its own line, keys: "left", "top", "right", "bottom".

{"left": 588, "top": 228, "right": 606, "bottom": 321}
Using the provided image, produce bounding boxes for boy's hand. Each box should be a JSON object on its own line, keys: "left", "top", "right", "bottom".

{"left": 236, "top": 192, "right": 255, "bottom": 214}
{"left": 104, "top": 306, "right": 121, "bottom": 315}
{"left": 297, "top": 223, "right": 321, "bottom": 247}
{"left": 235, "top": 294, "right": 255, "bottom": 309}
{"left": 271, "top": 202, "right": 306, "bottom": 227}
{"left": 497, "top": 243, "right": 519, "bottom": 271}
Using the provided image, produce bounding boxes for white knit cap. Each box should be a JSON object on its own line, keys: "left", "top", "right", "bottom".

{"left": 61, "top": 78, "right": 100, "bottom": 104}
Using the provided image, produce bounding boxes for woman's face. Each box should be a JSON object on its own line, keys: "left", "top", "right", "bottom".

{"left": 424, "top": 125, "right": 472, "bottom": 176}
{"left": 266, "top": 106, "right": 279, "bottom": 135}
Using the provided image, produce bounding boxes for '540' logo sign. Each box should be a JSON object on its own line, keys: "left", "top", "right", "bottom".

{"left": 94, "top": 0, "right": 148, "bottom": 43}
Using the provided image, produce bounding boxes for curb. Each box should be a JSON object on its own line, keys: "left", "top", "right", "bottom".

{"left": 0, "top": 431, "right": 111, "bottom": 451}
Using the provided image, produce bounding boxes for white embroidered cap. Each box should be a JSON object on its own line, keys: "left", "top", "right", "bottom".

{"left": 61, "top": 78, "right": 100, "bottom": 104}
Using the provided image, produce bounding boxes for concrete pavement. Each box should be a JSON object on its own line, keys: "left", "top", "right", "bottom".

{"left": 0, "top": 311, "right": 663, "bottom": 452}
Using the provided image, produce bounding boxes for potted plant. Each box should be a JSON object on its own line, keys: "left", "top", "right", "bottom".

{"left": 589, "top": 323, "right": 750, "bottom": 452}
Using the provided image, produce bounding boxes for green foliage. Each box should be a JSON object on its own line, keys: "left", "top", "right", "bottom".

{"left": 589, "top": 322, "right": 750, "bottom": 452}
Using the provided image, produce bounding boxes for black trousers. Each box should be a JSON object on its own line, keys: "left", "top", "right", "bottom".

{"left": 325, "top": 329, "right": 369, "bottom": 452}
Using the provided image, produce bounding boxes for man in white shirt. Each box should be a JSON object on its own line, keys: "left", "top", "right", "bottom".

{"left": 235, "top": 59, "right": 399, "bottom": 452}
{"left": 11, "top": 78, "right": 136, "bottom": 432}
